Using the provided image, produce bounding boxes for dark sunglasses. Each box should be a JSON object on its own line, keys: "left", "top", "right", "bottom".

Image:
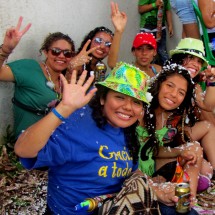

{"left": 94, "top": 37, "right": 112, "bottom": 48}
{"left": 49, "top": 47, "right": 74, "bottom": 58}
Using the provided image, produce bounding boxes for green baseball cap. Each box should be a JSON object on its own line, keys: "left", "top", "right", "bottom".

{"left": 170, "top": 38, "right": 208, "bottom": 67}
{"left": 96, "top": 62, "right": 151, "bottom": 104}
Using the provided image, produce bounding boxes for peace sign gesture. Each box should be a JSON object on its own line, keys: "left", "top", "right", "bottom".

{"left": 111, "top": 2, "right": 127, "bottom": 33}
{"left": 68, "top": 39, "right": 100, "bottom": 71}
{"left": 2, "top": 16, "right": 31, "bottom": 54}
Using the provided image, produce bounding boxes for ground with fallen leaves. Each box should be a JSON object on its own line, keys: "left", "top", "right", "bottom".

{"left": 0, "top": 146, "right": 47, "bottom": 215}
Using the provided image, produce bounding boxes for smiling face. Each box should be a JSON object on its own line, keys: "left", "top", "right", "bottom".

{"left": 44, "top": 39, "right": 73, "bottom": 73}
{"left": 101, "top": 90, "right": 143, "bottom": 128}
{"left": 158, "top": 74, "right": 188, "bottom": 111}
{"left": 90, "top": 32, "right": 112, "bottom": 60}
{"left": 133, "top": 45, "right": 157, "bottom": 68}
{"left": 182, "top": 55, "right": 204, "bottom": 78}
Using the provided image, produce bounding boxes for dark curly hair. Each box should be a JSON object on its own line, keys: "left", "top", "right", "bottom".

{"left": 39, "top": 32, "right": 75, "bottom": 55}
{"left": 168, "top": 53, "right": 204, "bottom": 83}
{"left": 77, "top": 26, "right": 114, "bottom": 54}
{"left": 143, "top": 63, "right": 197, "bottom": 156}
{"left": 89, "top": 85, "right": 146, "bottom": 164}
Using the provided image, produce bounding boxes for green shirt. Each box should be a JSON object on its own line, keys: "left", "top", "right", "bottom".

{"left": 138, "top": 0, "right": 171, "bottom": 29}
{"left": 8, "top": 59, "right": 59, "bottom": 138}
{"left": 136, "top": 125, "right": 168, "bottom": 176}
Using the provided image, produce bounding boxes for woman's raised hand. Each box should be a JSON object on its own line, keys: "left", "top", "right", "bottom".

{"left": 203, "top": 65, "right": 215, "bottom": 82}
{"left": 60, "top": 70, "right": 97, "bottom": 112}
{"left": 2, "top": 16, "right": 31, "bottom": 54}
{"left": 111, "top": 2, "right": 127, "bottom": 33}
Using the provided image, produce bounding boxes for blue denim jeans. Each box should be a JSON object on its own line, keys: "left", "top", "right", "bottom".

{"left": 170, "top": 0, "right": 197, "bottom": 24}
{"left": 156, "top": 29, "right": 169, "bottom": 64}
{"left": 159, "top": 203, "right": 198, "bottom": 215}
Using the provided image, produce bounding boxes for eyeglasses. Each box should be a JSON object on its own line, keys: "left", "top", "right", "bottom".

{"left": 49, "top": 47, "right": 74, "bottom": 58}
{"left": 93, "top": 37, "right": 112, "bottom": 48}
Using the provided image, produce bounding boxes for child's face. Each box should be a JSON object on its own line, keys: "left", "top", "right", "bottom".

{"left": 101, "top": 90, "right": 143, "bottom": 128}
{"left": 133, "top": 45, "right": 156, "bottom": 67}
{"left": 158, "top": 74, "right": 188, "bottom": 111}
{"left": 182, "top": 55, "right": 204, "bottom": 78}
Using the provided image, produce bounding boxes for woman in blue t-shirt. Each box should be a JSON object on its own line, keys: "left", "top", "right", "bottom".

{"left": 14, "top": 62, "right": 187, "bottom": 215}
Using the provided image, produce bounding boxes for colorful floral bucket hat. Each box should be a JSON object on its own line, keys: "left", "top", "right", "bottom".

{"left": 170, "top": 38, "right": 208, "bottom": 67}
{"left": 96, "top": 62, "right": 152, "bottom": 104}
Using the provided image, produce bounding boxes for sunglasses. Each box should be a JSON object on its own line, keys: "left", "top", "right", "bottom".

{"left": 93, "top": 37, "right": 112, "bottom": 48}
{"left": 49, "top": 47, "right": 74, "bottom": 58}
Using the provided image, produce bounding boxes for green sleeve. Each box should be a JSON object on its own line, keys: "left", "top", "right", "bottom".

{"left": 139, "top": 0, "right": 151, "bottom": 6}
{"left": 166, "top": 0, "right": 171, "bottom": 10}
{"left": 136, "top": 126, "right": 149, "bottom": 145}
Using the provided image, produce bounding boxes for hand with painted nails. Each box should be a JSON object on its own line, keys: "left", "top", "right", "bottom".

{"left": 2, "top": 16, "right": 31, "bottom": 54}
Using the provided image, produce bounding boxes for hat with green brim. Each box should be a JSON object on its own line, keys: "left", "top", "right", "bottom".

{"left": 96, "top": 62, "right": 151, "bottom": 104}
{"left": 169, "top": 38, "right": 208, "bottom": 67}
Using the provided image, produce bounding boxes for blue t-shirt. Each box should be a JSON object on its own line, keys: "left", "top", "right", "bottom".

{"left": 20, "top": 105, "right": 137, "bottom": 215}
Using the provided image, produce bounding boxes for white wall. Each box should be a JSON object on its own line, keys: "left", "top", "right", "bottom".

{"left": 0, "top": 0, "right": 182, "bottom": 140}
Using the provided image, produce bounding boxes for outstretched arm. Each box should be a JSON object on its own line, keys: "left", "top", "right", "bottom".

{"left": 14, "top": 70, "right": 97, "bottom": 158}
{"left": 0, "top": 16, "right": 31, "bottom": 81}
{"left": 107, "top": 2, "right": 127, "bottom": 69}
{"left": 157, "top": 146, "right": 197, "bottom": 165}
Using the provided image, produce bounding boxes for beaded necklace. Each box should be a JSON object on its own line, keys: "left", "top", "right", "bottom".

{"left": 43, "top": 63, "right": 62, "bottom": 100}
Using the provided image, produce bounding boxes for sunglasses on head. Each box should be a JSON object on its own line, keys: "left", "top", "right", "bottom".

{"left": 94, "top": 37, "right": 112, "bottom": 48}
{"left": 49, "top": 47, "right": 74, "bottom": 58}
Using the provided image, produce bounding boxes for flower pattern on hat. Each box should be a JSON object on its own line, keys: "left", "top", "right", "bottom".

{"left": 96, "top": 62, "right": 151, "bottom": 104}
